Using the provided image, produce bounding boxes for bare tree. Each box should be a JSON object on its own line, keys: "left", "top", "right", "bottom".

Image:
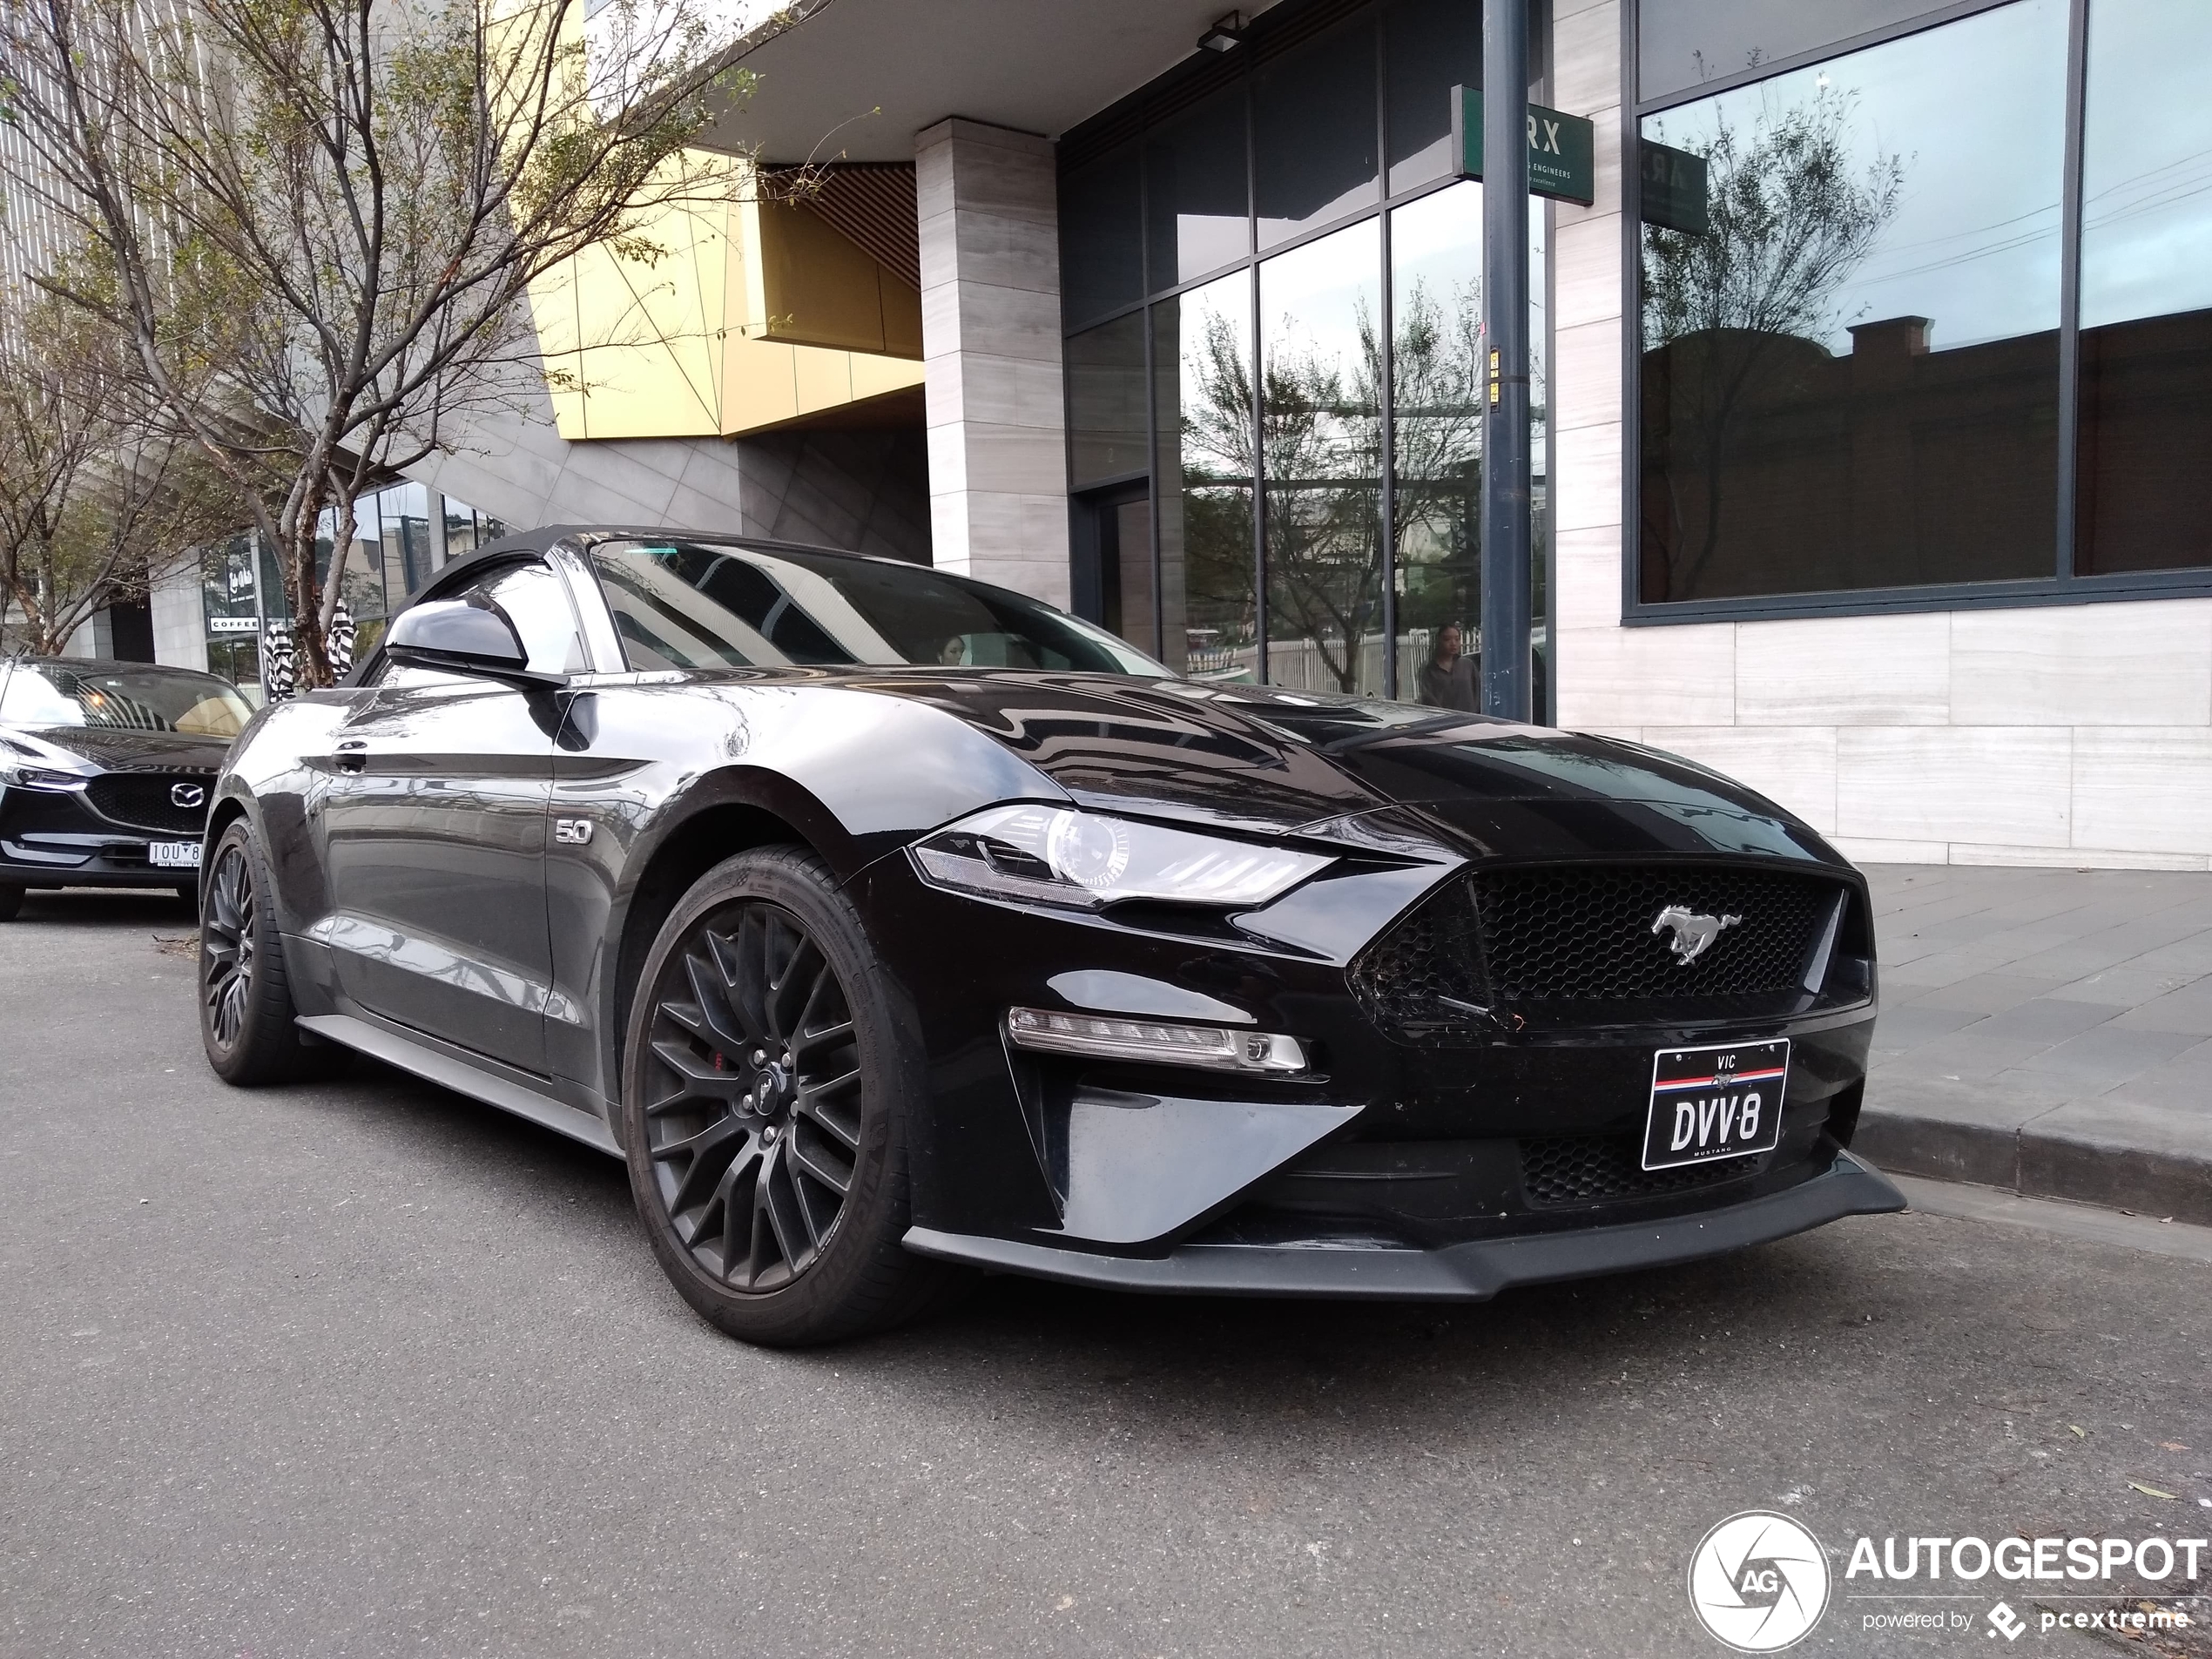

{"left": 0, "top": 274, "right": 233, "bottom": 654}
{"left": 1, "top": 0, "right": 783, "bottom": 687}
{"left": 1641, "top": 89, "right": 1904, "bottom": 597}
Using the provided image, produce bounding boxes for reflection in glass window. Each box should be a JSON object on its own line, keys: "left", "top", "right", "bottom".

{"left": 2075, "top": 0, "right": 2212, "bottom": 575}
{"left": 1638, "top": 0, "right": 1952, "bottom": 102}
{"left": 1262, "top": 219, "right": 1385, "bottom": 697}
{"left": 1389, "top": 182, "right": 1550, "bottom": 713}
{"left": 1253, "top": 17, "right": 1379, "bottom": 251}
{"left": 1062, "top": 143, "right": 1143, "bottom": 328}
{"left": 379, "top": 481, "right": 434, "bottom": 597}
{"left": 1067, "top": 312, "right": 1150, "bottom": 490}
{"left": 592, "top": 543, "right": 1162, "bottom": 675}
{"left": 1153, "top": 274, "right": 1257, "bottom": 680}
{"left": 1384, "top": 0, "right": 1485, "bottom": 196}
{"left": 314, "top": 491, "right": 392, "bottom": 653}
{"left": 1638, "top": 0, "right": 2067, "bottom": 603}
{"left": 1144, "top": 88, "right": 1249, "bottom": 292}
{"left": 1392, "top": 185, "right": 1485, "bottom": 707}
{"left": 1, "top": 662, "right": 254, "bottom": 736}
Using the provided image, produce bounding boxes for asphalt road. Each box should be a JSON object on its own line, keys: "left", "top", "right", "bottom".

{"left": 2, "top": 890, "right": 2208, "bottom": 1659}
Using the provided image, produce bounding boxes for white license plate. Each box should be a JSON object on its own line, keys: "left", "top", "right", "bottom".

{"left": 150, "top": 840, "right": 202, "bottom": 869}
{"left": 1642, "top": 1039, "right": 1790, "bottom": 1170}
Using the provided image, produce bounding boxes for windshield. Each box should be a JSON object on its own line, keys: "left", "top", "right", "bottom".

{"left": 590, "top": 542, "right": 1165, "bottom": 677}
{"left": 0, "top": 662, "right": 254, "bottom": 738}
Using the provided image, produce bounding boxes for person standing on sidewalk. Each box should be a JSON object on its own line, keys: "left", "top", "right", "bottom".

{"left": 1417, "top": 622, "right": 1480, "bottom": 711}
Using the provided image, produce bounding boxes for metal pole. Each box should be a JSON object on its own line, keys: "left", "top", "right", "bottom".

{"left": 1480, "top": 0, "right": 1533, "bottom": 721}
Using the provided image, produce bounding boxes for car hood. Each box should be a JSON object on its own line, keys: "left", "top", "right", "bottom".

{"left": 837, "top": 671, "right": 1844, "bottom": 868}
{"left": 5, "top": 725, "right": 233, "bottom": 773}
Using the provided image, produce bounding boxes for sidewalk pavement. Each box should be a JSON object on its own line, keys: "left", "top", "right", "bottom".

{"left": 1854, "top": 863, "right": 2212, "bottom": 1225}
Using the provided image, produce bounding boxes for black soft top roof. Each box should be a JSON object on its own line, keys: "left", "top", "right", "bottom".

{"left": 413, "top": 524, "right": 903, "bottom": 609}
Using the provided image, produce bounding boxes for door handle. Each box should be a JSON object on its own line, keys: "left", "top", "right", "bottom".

{"left": 334, "top": 739, "right": 368, "bottom": 773}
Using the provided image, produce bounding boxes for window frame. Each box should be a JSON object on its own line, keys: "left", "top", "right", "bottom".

{"left": 358, "top": 550, "right": 605, "bottom": 686}
{"left": 1619, "top": 0, "right": 2212, "bottom": 627}
{"left": 1056, "top": 0, "right": 1559, "bottom": 711}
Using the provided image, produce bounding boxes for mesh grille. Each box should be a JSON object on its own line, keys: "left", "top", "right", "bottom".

{"left": 1520, "top": 1134, "right": 1765, "bottom": 1208}
{"left": 84, "top": 774, "right": 212, "bottom": 836}
{"left": 1346, "top": 879, "right": 1492, "bottom": 1032}
{"left": 1470, "top": 867, "right": 1838, "bottom": 1002}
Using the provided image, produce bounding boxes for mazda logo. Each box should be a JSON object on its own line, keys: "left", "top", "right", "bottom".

{"left": 170, "top": 783, "right": 206, "bottom": 810}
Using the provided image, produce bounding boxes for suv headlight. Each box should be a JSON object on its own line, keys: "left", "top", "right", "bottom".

{"left": 910, "top": 804, "right": 1332, "bottom": 912}
{"left": 0, "top": 744, "right": 87, "bottom": 791}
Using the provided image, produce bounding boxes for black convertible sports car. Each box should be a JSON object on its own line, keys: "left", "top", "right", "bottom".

{"left": 198, "top": 528, "right": 1903, "bottom": 1345}
{"left": 1, "top": 658, "right": 252, "bottom": 919}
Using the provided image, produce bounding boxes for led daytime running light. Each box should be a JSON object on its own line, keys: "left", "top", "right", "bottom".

{"left": 1005, "top": 1007, "right": 1308, "bottom": 1075}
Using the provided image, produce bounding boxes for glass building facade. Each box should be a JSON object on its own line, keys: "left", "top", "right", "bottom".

{"left": 1633, "top": 0, "right": 2212, "bottom": 612}
{"left": 199, "top": 482, "right": 508, "bottom": 694}
{"left": 1059, "top": 0, "right": 1552, "bottom": 710}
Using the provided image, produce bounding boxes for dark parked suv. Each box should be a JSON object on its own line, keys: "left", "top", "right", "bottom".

{"left": 0, "top": 658, "right": 252, "bottom": 918}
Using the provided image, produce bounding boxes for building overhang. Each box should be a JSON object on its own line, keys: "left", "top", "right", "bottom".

{"left": 691, "top": 0, "right": 1285, "bottom": 163}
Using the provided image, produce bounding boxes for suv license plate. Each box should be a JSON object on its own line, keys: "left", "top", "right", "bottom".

{"left": 1642, "top": 1039, "right": 1790, "bottom": 1171}
{"left": 150, "top": 840, "right": 202, "bottom": 869}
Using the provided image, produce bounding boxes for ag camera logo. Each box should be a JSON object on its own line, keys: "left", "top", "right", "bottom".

{"left": 1689, "top": 1511, "right": 1831, "bottom": 1651}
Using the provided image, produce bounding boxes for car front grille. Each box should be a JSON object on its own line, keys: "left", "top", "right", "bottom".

{"left": 1349, "top": 863, "right": 1848, "bottom": 1034}
{"left": 1519, "top": 1133, "right": 1766, "bottom": 1209}
{"left": 84, "top": 773, "right": 213, "bottom": 836}
{"left": 1345, "top": 879, "right": 1493, "bottom": 1036}
{"left": 1472, "top": 866, "right": 1838, "bottom": 1001}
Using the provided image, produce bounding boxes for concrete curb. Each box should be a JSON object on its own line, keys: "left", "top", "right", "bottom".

{"left": 1857, "top": 1103, "right": 2212, "bottom": 1228}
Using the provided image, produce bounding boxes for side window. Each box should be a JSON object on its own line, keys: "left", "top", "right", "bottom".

{"left": 377, "top": 559, "right": 588, "bottom": 687}
{"left": 476, "top": 561, "right": 587, "bottom": 674}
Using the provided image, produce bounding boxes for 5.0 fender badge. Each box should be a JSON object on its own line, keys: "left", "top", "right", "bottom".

{"left": 554, "top": 819, "right": 593, "bottom": 846}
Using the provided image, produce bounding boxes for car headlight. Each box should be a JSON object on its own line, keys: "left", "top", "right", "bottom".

{"left": 0, "top": 746, "right": 86, "bottom": 791}
{"left": 909, "top": 804, "right": 1332, "bottom": 912}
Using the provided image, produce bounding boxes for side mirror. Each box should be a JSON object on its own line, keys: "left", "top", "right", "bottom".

{"left": 386, "top": 601, "right": 561, "bottom": 688}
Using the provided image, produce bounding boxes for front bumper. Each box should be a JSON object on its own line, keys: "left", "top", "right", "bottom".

{"left": 0, "top": 786, "right": 205, "bottom": 887}
{"left": 906, "top": 1149, "right": 1905, "bottom": 1299}
{"left": 0, "top": 833, "right": 202, "bottom": 887}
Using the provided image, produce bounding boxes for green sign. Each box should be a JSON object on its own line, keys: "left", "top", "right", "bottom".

{"left": 1452, "top": 86, "right": 1595, "bottom": 207}
{"left": 1640, "top": 138, "right": 1710, "bottom": 235}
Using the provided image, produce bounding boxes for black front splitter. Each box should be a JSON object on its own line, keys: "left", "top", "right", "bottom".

{"left": 904, "top": 1151, "right": 1907, "bottom": 1301}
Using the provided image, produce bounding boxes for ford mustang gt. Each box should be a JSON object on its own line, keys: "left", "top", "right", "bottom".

{"left": 197, "top": 528, "right": 1903, "bottom": 1345}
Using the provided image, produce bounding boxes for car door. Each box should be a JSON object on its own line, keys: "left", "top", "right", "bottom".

{"left": 314, "top": 557, "right": 587, "bottom": 1073}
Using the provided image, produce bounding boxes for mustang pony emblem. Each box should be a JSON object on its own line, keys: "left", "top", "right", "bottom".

{"left": 1652, "top": 906, "right": 1742, "bottom": 965}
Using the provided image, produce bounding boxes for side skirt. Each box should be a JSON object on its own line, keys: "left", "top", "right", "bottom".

{"left": 295, "top": 1012, "right": 622, "bottom": 1158}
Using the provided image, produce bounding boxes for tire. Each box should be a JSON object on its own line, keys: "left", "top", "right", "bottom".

{"left": 0, "top": 884, "right": 21, "bottom": 922}
{"left": 199, "top": 818, "right": 320, "bottom": 1084}
{"left": 620, "top": 846, "right": 951, "bottom": 1347}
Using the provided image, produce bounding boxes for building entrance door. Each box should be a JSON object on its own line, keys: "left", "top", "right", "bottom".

{"left": 1074, "top": 482, "right": 1157, "bottom": 658}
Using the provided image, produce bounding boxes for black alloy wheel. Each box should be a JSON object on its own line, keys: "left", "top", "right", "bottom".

{"left": 198, "top": 818, "right": 320, "bottom": 1084}
{"left": 201, "top": 841, "right": 257, "bottom": 1050}
{"left": 646, "top": 902, "right": 863, "bottom": 1290}
{"left": 622, "top": 846, "right": 950, "bottom": 1345}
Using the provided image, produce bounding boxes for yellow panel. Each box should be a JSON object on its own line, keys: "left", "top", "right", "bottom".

{"left": 791, "top": 347, "right": 856, "bottom": 415}
{"left": 850, "top": 350, "right": 927, "bottom": 402}
{"left": 519, "top": 144, "right": 926, "bottom": 442}
{"left": 754, "top": 202, "right": 922, "bottom": 360}
{"left": 880, "top": 271, "right": 925, "bottom": 360}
